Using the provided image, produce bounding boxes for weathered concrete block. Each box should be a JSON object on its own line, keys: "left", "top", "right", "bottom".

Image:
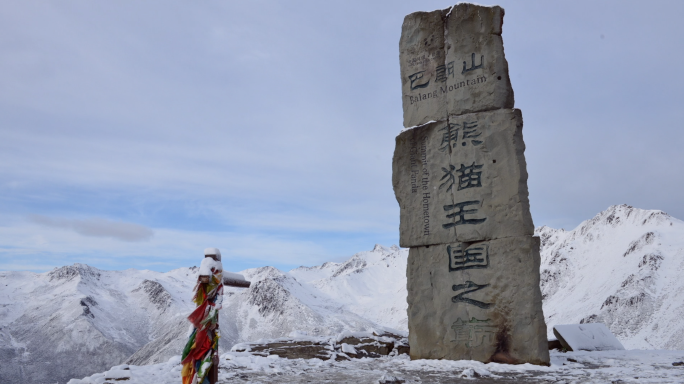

{"left": 399, "top": 9, "right": 448, "bottom": 128}
{"left": 406, "top": 235, "right": 549, "bottom": 365}
{"left": 443, "top": 3, "right": 514, "bottom": 116}
{"left": 400, "top": 4, "right": 514, "bottom": 127}
{"left": 392, "top": 109, "right": 533, "bottom": 247}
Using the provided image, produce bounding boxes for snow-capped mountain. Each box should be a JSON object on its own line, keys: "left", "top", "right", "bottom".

{"left": 2, "top": 205, "right": 684, "bottom": 384}
{"left": 0, "top": 244, "right": 407, "bottom": 384}
{"left": 537, "top": 204, "right": 684, "bottom": 350}
{"left": 0, "top": 264, "right": 199, "bottom": 384}
{"left": 288, "top": 244, "right": 408, "bottom": 332}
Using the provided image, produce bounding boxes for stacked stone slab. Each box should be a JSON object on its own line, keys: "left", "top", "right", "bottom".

{"left": 393, "top": 3, "right": 549, "bottom": 365}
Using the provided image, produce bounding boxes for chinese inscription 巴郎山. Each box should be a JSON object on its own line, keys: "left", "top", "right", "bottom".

{"left": 451, "top": 317, "right": 497, "bottom": 347}
{"left": 442, "top": 200, "right": 487, "bottom": 228}
{"left": 451, "top": 281, "right": 492, "bottom": 309}
{"left": 437, "top": 121, "right": 483, "bottom": 154}
{"left": 406, "top": 53, "right": 485, "bottom": 97}
{"left": 448, "top": 243, "right": 489, "bottom": 271}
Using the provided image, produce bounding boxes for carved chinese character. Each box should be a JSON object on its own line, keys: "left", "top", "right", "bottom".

{"left": 408, "top": 71, "right": 430, "bottom": 90}
{"left": 439, "top": 164, "right": 457, "bottom": 192}
{"left": 437, "top": 121, "right": 483, "bottom": 154}
{"left": 451, "top": 318, "right": 471, "bottom": 344}
{"left": 451, "top": 281, "right": 491, "bottom": 309}
{"left": 456, "top": 162, "right": 483, "bottom": 190}
{"left": 460, "top": 121, "right": 483, "bottom": 147}
{"left": 438, "top": 123, "right": 459, "bottom": 153}
{"left": 436, "top": 61, "right": 455, "bottom": 82}
{"left": 439, "top": 162, "right": 483, "bottom": 193}
{"left": 451, "top": 318, "right": 497, "bottom": 347}
{"left": 462, "top": 53, "right": 484, "bottom": 74}
{"left": 448, "top": 243, "right": 489, "bottom": 271}
{"left": 442, "top": 200, "right": 486, "bottom": 228}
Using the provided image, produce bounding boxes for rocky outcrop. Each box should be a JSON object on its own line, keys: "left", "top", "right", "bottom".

{"left": 133, "top": 280, "right": 172, "bottom": 311}
{"left": 231, "top": 332, "right": 408, "bottom": 361}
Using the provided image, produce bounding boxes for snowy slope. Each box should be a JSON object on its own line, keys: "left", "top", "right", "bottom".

{"left": 0, "top": 245, "right": 407, "bottom": 384}
{"left": 288, "top": 244, "right": 408, "bottom": 331}
{"left": 538, "top": 204, "right": 684, "bottom": 350}
{"left": 0, "top": 264, "right": 198, "bottom": 384}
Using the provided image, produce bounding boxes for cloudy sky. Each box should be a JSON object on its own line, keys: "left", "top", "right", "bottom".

{"left": 1, "top": 1, "right": 682, "bottom": 273}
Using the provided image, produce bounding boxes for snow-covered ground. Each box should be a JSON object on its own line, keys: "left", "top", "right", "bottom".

{"left": 2, "top": 205, "right": 684, "bottom": 383}
{"left": 67, "top": 349, "right": 684, "bottom": 384}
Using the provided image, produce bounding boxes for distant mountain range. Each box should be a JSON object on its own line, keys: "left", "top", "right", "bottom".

{"left": 538, "top": 204, "right": 684, "bottom": 350}
{"left": 0, "top": 244, "right": 407, "bottom": 384}
{"left": 1, "top": 205, "right": 683, "bottom": 384}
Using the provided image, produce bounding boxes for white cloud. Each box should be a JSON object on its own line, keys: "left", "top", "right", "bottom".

{"left": 29, "top": 215, "right": 154, "bottom": 242}
{"left": 0, "top": 218, "right": 339, "bottom": 272}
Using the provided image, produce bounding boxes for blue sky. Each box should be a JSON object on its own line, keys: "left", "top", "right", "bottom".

{"left": 1, "top": 1, "right": 683, "bottom": 273}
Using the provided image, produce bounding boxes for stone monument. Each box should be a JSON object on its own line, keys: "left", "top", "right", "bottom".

{"left": 393, "top": 3, "right": 549, "bottom": 365}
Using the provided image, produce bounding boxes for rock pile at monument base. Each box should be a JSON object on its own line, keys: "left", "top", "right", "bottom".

{"left": 231, "top": 331, "right": 408, "bottom": 361}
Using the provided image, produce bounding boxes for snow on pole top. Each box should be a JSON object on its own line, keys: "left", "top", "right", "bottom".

{"left": 199, "top": 257, "right": 223, "bottom": 276}
{"left": 223, "top": 271, "right": 246, "bottom": 282}
{"left": 204, "top": 247, "right": 221, "bottom": 261}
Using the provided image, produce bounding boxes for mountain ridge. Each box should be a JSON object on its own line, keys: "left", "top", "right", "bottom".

{"left": 538, "top": 204, "right": 684, "bottom": 349}
{"left": 2, "top": 205, "right": 684, "bottom": 383}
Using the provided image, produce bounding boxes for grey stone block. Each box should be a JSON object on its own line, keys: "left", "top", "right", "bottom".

{"left": 406, "top": 235, "right": 549, "bottom": 365}
{"left": 399, "top": 4, "right": 514, "bottom": 127}
{"left": 399, "top": 9, "right": 449, "bottom": 128}
{"left": 443, "top": 3, "right": 514, "bottom": 116}
{"left": 392, "top": 109, "right": 533, "bottom": 247}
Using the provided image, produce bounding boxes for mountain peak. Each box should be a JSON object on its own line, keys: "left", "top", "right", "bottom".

{"left": 371, "top": 244, "right": 403, "bottom": 255}
{"left": 371, "top": 244, "right": 387, "bottom": 253}
{"left": 575, "top": 205, "right": 673, "bottom": 233}
{"left": 48, "top": 263, "right": 101, "bottom": 282}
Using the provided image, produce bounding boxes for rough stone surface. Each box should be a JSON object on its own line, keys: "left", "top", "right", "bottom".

{"left": 235, "top": 340, "right": 333, "bottom": 360}
{"left": 399, "top": 9, "right": 448, "bottom": 128}
{"left": 393, "top": 109, "right": 533, "bottom": 248}
{"left": 399, "top": 4, "right": 514, "bottom": 128}
{"left": 232, "top": 333, "right": 408, "bottom": 361}
{"left": 406, "top": 236, "right": 548, "bottom": 364}
{"left": 443, "top": 4, "right": 514, "bottom": 116}
{"left": 339, "top": 336, "right": 395, "bottom": 357}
